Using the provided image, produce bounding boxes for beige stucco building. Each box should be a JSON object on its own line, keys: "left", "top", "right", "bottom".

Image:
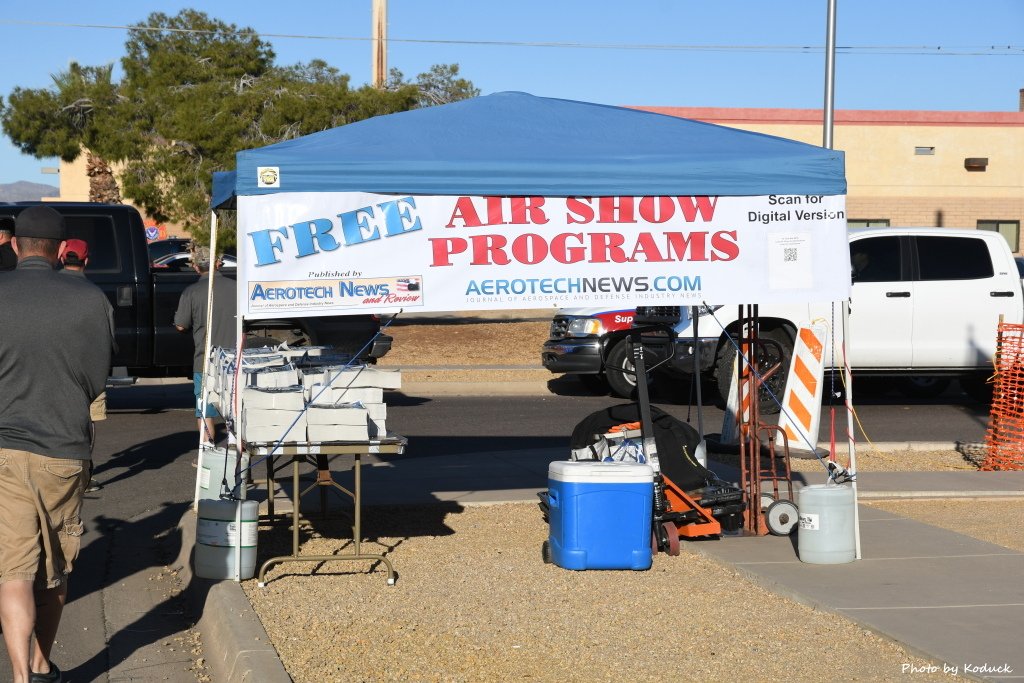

{"left": 639, "top": 89, "right": 1024, "bottom": 252}
{"left": 49, "top": 154, "right": 184, "bottom": 238}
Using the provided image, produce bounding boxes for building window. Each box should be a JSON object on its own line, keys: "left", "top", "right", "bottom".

{"left": 914, "top": 146, "right": 935, "bottom": 155}
{"left": 848, "top": 219, "right": 891, "bottom": 228}
{"left": 978, "top": 220, "right": 1020, "bottom": 252}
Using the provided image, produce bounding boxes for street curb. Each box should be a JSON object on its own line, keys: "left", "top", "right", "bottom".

{"left": 175, "top": 509, "right": 291, "bottom": 683}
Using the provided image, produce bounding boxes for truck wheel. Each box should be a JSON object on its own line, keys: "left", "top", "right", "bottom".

{"left": 897, "top": 377, "right": 950, "bottom": 399}
{"left": 605, "top": 340, "right": 657, "bottom": 399}
{"left": 714, "top": 327, "right": 793, "bottom": 416}
{"left": 577, "top": 373, "right": 610, "bottom": 395}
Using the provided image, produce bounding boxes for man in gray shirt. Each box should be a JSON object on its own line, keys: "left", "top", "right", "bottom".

{"left": 0, "top": 206, "right": 114, "bottom": 683}
{"left": 174, "top": 245, "right": 237, "bottom": 443}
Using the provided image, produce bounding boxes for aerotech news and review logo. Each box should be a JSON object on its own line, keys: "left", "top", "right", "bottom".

{"left": 248, "top": 276, "right": 423, "bottom": 312}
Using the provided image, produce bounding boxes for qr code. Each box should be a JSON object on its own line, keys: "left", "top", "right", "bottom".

{"left": 783, "top": 247, "right": 798, "bottom": 262}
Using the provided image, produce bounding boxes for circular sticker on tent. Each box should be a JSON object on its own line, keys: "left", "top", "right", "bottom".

{"left": 257, "top": 166, "right": 280, "bottom": 188}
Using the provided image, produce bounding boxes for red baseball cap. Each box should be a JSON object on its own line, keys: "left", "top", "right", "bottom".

{"left": 63, "top": 238, "right": 89, "bottom": 265}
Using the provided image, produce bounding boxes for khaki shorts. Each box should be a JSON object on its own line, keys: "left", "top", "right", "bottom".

{"left": 90, "top": 391, "right": 107, "bottom": 422}
{"left": 0, "top": 449, "right": 88, "bottom": 589}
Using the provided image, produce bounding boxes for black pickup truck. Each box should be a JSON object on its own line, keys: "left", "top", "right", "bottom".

{"left": 0, "top": 202, "right": 392, "bottom": 377}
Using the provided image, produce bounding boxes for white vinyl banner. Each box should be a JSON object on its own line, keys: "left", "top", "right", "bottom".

{"left": 237, "top": 192, "right": 849, "bottom": 319}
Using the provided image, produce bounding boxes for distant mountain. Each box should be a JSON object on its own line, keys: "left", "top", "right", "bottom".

{"left": 0, "top": 181, "right": 60, "bottom": 202}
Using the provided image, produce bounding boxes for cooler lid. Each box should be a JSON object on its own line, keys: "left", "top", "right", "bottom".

{"left": 548, "top": 460, "right": 654, "bottom": 483}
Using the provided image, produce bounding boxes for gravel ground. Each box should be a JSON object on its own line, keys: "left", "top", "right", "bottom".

{"left": 864, "top": 499, "right": 1024, "bottom": 553}
{"left": 242, "top": 322, "right": 1010, "bottom": 682}
{"left": 244, "top": 503, "right": 953, "bottom": 683}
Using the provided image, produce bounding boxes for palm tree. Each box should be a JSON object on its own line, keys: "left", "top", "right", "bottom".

{"left": 50, "top": 63, "right": 123, "bottom": 203}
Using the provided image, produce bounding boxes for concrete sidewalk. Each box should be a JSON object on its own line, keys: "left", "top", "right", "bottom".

{"left": 188, "top": 439, "right": 1024, "bottom": 682}
{"left": 692, "top": 508, "right": 1024, "bottom": 682}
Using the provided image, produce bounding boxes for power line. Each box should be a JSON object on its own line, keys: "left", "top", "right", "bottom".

{"left": 1, "top": 19, "right": 1022, "bottom": 56}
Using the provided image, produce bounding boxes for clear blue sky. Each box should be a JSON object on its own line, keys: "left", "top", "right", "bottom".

{"left": 1, "top": 0, "right": 1021, "bottom": 185}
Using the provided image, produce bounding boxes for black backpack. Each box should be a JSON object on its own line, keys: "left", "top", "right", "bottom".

{"left": 569, "top": 403, "right": 714, "bottom": 492}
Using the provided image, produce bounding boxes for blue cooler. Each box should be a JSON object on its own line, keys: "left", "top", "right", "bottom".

{"left": 547, "top": 460, "right": 654, "bottom": 571}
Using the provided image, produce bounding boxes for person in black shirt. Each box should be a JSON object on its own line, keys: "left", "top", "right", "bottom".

{"left": 174, "top": 245, "right": 238, "bottom": 443}
{"left": 0, "top": 206, "right": 113, "bottom": 683}
{"left": 0, "top": 218, "right": 16, "bottom": 271}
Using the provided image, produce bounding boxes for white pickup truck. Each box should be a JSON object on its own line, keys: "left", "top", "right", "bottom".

{"left": 549, "top": 228, "right": 1023, "bottom": 410}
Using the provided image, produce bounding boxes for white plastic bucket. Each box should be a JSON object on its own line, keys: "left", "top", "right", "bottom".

{"left": 194, "top": 498, "right": 259, "bottom": 580}
{"left": 797, "top": 484, "right": 856, "bottom": 564}
{"left": 197, "top": 445, "right": 249, "bottom": 502}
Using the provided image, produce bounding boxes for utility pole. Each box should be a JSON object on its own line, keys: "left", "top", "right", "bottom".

{"left": 822, "top": 0, "right": 837, "bottom": 149}
{"left": 372, "top": 0, "right": 388, "bottom": 88}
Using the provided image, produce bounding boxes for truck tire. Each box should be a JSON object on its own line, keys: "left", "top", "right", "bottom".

{"left": 896, "top": 377, "right": 950, "bottom": 399}
{"left": 605, "top": 339, "right": 657, "bottom": 399}
{"left": 714, "top": 327, "right": 794, "bottom": 416}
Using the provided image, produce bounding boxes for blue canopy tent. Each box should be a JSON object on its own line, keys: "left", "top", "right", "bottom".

{"left": 204, "top": 92, "right": 860, "bottom": 562}
{"left": 211, "top": 91, "right": 844, "bottom": 205}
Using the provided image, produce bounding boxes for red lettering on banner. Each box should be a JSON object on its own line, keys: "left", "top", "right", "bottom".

{"left": 665, "top": 232, "right": 708, "bottom": 261}
{"left": 449, "top": 195, "right": 717, "bottom": 227}
{"left": 485, "top": 196, "right": 505, "bottom": 226}
{"left": 565, "top": 197, "right": 594, "bottom": 224}
{"left": 629, "top": 232, "right": 670, "bottom": 262}
{"left": 589, "top": 233, "right": 629, "bottom": 263}
{"left": 597, "top": 197, "right": 635, "bottom": 224}
{"left": 447, "top": 196, "right": 551, "bottom": 227}
{"left": 677, "top": 196, "right": 718, "bottom": 222}
{"left": 638, "top": 197, "right": 674, "bottom": 224}
{"left": 511, "top": 234, "right": 548, "bottom": 264}
{"left": 550, "top": 233, "right": 587, "bottom": 264}
{"left": 430, "top": 237, "right": 467, "bottom": 266}
{"left": 446, "top": 198, "right": 482, "bottom": 228}
{"left": 711, "top": 230, "right": 739, "bottom": 261}
{"left": 472, "top": 234, "right": 511, "bottom": 265}
{"left": 509, "top": 197, "right": 549, "bottom": 225}
{"left": 429, "top": 229, "right": 740, "bottom": 267}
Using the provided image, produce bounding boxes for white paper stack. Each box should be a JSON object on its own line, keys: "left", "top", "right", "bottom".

{"left": 305, "top": 404, "right": 370, "bottom": 441}
{"left": 365, "top": 402, "right": 387, "bottom": 438}
{"left": 247, "top": 364, "right": 299, "bottom": 388}
{"left": 307, "top": 384, "right": 384, "bottom": 406}
{"left": 307, "top": 423, "right": 370, "bottom": 441}
{"left": 242, "top": 387, "right": 305, "bottom": 410}
{"left": 307, "top": 404, "right": 368, "bottom": 426}
{"left": 278, "top": 345, "right": 329, "bottom": 361}
{"left": 300, "top": 367, "right": 326, "bottom": 392}
{"left": 242, "top": 406, "right": 307, "bottom": 443}
{"left": 323, "top": 366, "right": 402, "bottom": 390}
{"left": 245, "top": 422, "right": 307, "bottom": 443}
{"left": 240, "top": 351, "right": 286, "bottom": 370}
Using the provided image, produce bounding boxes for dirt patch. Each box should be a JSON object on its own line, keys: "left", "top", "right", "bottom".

{"left": 866, "top": 499, "right": 1024, "bottom": 552}
{"left": 379, "top": 321, "right": 550, "bottom": 367}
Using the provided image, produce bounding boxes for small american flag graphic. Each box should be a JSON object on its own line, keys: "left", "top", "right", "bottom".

{"left": 396, "top": 278, "right": 421, "bottom": 292}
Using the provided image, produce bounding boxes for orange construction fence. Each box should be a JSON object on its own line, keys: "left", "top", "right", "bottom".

{"left": 982, "top": 322, "right": 1024, "bottom": 471}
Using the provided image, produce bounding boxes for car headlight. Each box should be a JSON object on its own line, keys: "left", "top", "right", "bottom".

{"left": 566, "top": 317, "right": 605, "bottom": 337}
